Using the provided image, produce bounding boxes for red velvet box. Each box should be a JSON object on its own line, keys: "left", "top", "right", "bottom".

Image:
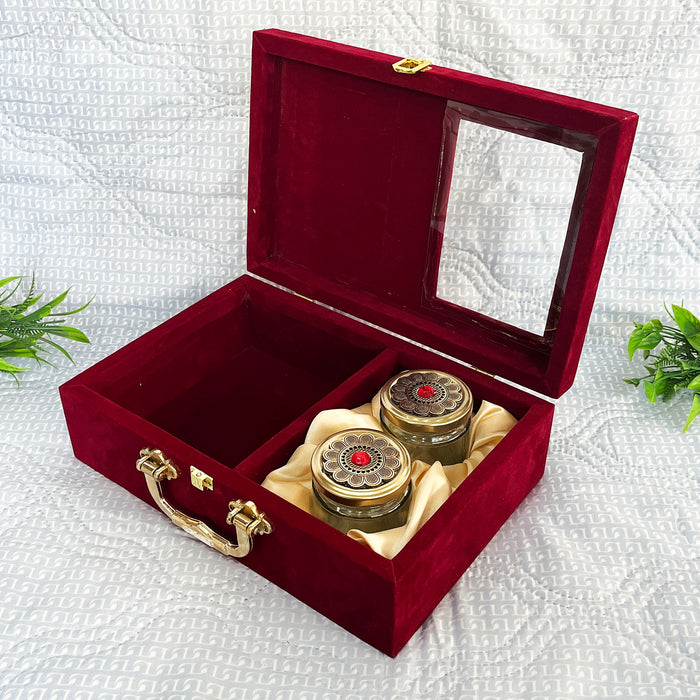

{"left": 60, "top": 30, "right": 637, "bottom": 656}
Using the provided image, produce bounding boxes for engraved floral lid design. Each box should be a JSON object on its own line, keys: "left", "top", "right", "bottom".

{"left": 379, "top": 369, "right": 474, "bottom": 435}
{"left": 311, "top": 429, "right": 411, "bottom": 508}
{"left": 321, "top": 432, "right": 401, "bottom": 490}
{"left": 388, "top": 371, "right": 463, "bottom": 416}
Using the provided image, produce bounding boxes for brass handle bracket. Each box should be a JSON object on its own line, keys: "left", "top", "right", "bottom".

{"left": 136, "top": 448, "right": 272, "bottom": 558}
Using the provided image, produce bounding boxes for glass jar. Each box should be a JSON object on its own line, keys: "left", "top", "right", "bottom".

{"left": 310, "top": 429, "right": 412, "bottom": 534}
{"left": 379, "top": 369, "right": 473, "bottom": 465}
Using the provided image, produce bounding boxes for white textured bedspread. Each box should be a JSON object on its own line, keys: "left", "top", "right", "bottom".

{"left": 1, "top": 2, "right": 698, "bottom": 698}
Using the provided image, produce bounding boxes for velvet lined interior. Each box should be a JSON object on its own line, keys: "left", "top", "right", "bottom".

{"left": 71, "top": 271, "right": 538, "bottom": 492}
{"left": 96, "top": 280, "right": 383, "bottom": 468}
{"left": 264, "top": 58, "right": 446, "bottom": 309}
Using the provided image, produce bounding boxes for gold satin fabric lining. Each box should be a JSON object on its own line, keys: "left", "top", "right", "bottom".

{"left": 262, "top": 393, "right": 517, "bottom": 559}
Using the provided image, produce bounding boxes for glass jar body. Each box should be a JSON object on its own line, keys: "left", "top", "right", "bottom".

{"left": 309, "top": 482, "right": 412, "bottom": 534}
{"left": 380, "top": 411, "right": 470, "bottom": 465}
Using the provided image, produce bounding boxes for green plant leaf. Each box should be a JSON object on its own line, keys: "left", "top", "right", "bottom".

{"left": 13, "top": 294, "right": 43, "bottom": 313}
{"left": 644, "top": 380, "right": 656, "bottom": 404}
{"left": 683, "top": 393, "right": 700, "bottom": 432}
{"left": 661, "top": 382, "right": 678, "bottom": 402}
{"left": 49, "top": 296, "right": 93, "bottom": 317}
{"left": 0, "top": 335, "right": 37, "bottom": 351}
{"left": 672, "top": 305, "right": 700, "bottom": 352}
{"left": 0, "top": 326, "right": 41, "bottom": 343}
{"left": 0, "top": 276, "right": 91, "bottom": 382}
{"left": 654, "top": 373, "right": 669, "bottom": 392}
{"left": 0, "top": 356, "right": 25, "bottom": 370}
{"left": 19, "top": 289, "right": 70, "bottom": 323}
{"left": 626, "top": 303, "right": 700, "bottom": 430}
{"left": 0, "top": 277, "right": 23, "bottom": 305}
{"left": 39, "top": 336, "right": 74, "bottom": 363}
{"left": 0, "top": 343, "right": 37, "bottom": 359}
{"left": 628, "top": 326, "right": 662, "bottom": 360}
{"left": 40, "top": 325, "right": 90, "bottom": 343}
{"left": 0, "top": 276, "right": 22, "bottom": 288}
{"left": 0, "top": 357, "right": 27, "bottom": 375}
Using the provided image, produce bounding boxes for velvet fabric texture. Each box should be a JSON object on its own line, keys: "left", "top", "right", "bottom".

{"left": 58, "top": 27, "right": 640, "bottom": 655}
{"left": 263, "top": 394, "right": 518, "bottom": 558}
{"left": 61, "top": 273, "right": 555, "bottom": 656}
{"left": 247, "top": 30, "right": 637, "bottom": 398}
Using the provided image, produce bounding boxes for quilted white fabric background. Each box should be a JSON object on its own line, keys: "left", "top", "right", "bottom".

{"left": 1, "top": 1, "right": 698, "bottom": 698}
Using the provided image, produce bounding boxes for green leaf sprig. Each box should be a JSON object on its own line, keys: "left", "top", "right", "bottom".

{"left": 624, "top": 303, "right": 700, "bottom": 432}
{"left": 0, "top": 275, "right": 91, "bottom": 385}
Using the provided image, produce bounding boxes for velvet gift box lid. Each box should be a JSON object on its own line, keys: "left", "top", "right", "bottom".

{"left": 246, "top": 29, "right": 637, "bottom": 398}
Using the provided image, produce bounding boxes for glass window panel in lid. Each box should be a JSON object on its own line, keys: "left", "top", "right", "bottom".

{"left": 434, "top": 101, "right": 586, "bottom": 339}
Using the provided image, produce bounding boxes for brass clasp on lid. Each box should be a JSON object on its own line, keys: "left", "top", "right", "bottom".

{"left": 392, "top": 57, "right": 432, "bottom": 74}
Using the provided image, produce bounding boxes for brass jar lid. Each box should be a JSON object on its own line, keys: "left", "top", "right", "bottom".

{"left": 379, "top": 369, "right": 473, "bottom": 435}
{"left": 310, "top": 429, "right": 412, "bottom": 508}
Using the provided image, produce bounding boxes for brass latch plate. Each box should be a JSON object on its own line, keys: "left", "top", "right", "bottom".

{"left": 392, "top": 57, "right": 432, "bottom": 74}
{"left": 190, "top": 465, "right": 213, "bottom": 491}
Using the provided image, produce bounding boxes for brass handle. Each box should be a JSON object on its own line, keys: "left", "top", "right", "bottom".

{"left": 136, "top": 448, "right": 272, "bottom": 558}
